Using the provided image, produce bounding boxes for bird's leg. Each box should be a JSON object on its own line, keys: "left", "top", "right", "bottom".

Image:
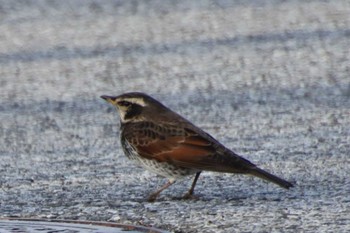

{"left": 183, "top": 172, "right": 201, "bottom": 199}
{"left": 148, "top": 180, "right": 175, "bottom": 202}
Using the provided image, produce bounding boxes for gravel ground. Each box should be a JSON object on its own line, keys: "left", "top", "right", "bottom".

{"left": 0, "top": 0, "right": 349, "bottom": 232}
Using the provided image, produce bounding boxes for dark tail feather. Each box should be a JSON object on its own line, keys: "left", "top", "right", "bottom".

{"left": 250, "top": 167, "right": 294, "bottom": 189}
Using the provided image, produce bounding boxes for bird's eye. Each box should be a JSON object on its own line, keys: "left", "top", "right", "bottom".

{"left": 118, "top": 101, "right": 131, "bottom": 107}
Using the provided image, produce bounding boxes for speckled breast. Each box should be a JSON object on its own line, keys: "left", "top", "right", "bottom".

{"left": 120, "top": 137, "right": 197, "bottom": 179}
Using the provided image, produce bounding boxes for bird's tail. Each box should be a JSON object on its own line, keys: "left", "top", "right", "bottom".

{"left": 250, "top": 167, "right": 294, "bottom": 189}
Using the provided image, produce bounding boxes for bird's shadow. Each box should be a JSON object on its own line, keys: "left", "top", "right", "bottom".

{"left": 107, "top": 188, "right": 297, "bottom": 205}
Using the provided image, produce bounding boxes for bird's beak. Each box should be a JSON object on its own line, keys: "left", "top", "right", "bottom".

{"left": 100, "top": 95, "right": 117, "bottom": 104}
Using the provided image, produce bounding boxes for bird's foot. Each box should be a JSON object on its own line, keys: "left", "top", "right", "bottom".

{"left": 182, "top": 192, "right": 199, "bottom": 200}
{"left": 147, "top": 193, "right": 159, "bottom": 202}
{"left": 147, "top": 180, "right": 175, "bottom": 202}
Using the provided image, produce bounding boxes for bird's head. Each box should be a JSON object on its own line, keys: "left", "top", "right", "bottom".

{"left": 101, "top": 92, "right": 167, "bottom": 123}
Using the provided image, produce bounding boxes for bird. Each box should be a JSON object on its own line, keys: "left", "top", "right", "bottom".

{"left": 101, "top": 92, "right": 293, "bottom": 201}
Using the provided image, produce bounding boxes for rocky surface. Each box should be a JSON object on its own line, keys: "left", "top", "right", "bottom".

{"left": 0, "top": 1, "right": 349, "bottom": 232}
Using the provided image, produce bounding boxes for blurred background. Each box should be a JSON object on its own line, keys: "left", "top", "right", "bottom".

{"left": 0, "top": 1, "right": 349, "bottom": 232}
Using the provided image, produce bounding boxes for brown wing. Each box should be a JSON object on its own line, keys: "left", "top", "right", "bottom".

{"left": 123, "top": 121, "right": 256, "bottom": 173}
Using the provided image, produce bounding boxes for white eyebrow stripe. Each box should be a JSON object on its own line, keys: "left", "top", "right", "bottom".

{"left": 121, "top": 97, "right": 147, "bottom": 107}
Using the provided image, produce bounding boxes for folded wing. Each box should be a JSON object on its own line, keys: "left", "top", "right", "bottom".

{"left": 124, "top": 122, "right": 256, "bottom": 173}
